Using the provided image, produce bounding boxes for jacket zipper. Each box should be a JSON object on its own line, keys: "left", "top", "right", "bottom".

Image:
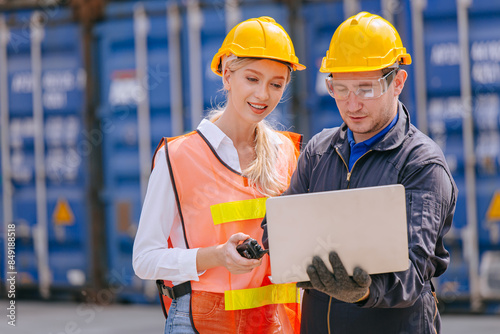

{"left": 335, "top": 147, "right": 373, "bottom": 184}
{"left": 327, "top": 148, "right": 373, "bottom": 334}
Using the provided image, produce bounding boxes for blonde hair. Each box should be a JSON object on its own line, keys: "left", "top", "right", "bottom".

{"left": 209, "top": 57, "right": 296, "bottom": 197}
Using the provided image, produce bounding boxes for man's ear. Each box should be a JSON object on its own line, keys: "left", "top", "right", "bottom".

{"left": 223, "top": 68, "right": 231, "bottom": 91}
{"left": 393, "top": 70, "right": 407, "bottom": 96}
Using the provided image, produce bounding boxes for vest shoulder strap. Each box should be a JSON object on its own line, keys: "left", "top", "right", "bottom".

{"left": 278, "top": 131, "right": 303, "bottom": 155}
{"left": 150, "top": 131, "right": 198, "bottom": 171}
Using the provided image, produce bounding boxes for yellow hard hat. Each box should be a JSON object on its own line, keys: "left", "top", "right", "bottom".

{"left": 211, "top": 16, "right": 306, "bottom": 76}
{"left": 320, "top": 12, "right": 411, "bottom": 73}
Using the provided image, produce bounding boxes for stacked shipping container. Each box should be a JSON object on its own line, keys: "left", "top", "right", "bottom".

{"left": 0, "top": 8, "right": 91, "bottom": 298}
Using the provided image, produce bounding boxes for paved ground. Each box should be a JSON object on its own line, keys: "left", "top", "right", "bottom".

{"left": 1, "top": 300, "right": 500, "bottom": 333}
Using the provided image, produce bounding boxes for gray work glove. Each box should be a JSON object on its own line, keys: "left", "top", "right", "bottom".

{"left": 296, "top": 251, "right": 371, "bottom": 303}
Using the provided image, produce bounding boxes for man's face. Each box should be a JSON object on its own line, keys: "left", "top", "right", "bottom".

{"left": 328, "top": 69, "right": 407, "bottom": 143}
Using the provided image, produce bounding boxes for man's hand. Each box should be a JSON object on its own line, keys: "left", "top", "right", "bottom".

{"left": 296, "top": 251, "right": 371, "bottom": 303}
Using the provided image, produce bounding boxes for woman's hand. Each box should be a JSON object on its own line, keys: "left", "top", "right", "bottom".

{"left": 217, "top": 233, "right": 263, "bottom": 274}
{"left": 196, "top": 233, "right": 262, "bottom": 274}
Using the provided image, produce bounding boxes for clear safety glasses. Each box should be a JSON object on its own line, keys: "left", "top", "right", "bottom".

{"left": 325, "top": 68, "right": 397, "bottom": 100}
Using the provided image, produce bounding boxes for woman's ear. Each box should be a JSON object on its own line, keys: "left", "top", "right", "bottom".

{"left": 393, "top": 70, "right": 407, "bottom": 96}
{"left": 223, "top": 68, "right": 231, "bottom": 91}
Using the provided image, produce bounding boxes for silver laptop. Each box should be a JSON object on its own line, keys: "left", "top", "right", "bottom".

{"left": 266, "top": 184, "right": 409, "bottom": 284}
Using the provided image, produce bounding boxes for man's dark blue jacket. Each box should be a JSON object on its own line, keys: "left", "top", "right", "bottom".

{"left": 262, "top": 102, "right": 458, "bottom": 334}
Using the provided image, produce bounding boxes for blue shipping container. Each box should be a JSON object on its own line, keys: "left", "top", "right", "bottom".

{"left": 1, "top": 8, "right": 91, "bottom": 296}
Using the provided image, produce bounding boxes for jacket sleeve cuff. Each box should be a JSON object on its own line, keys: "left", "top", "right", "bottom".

{"left": 357, "top": 290, "right": 379, "bottom": 308}
{"left": 356, "top": 279, "right": 381, "bottom": 308}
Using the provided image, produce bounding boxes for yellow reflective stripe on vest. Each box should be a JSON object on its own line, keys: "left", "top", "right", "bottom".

{"left": 210, "top": 198, "right": 267, "bottom": 225}
{"left": 224, "top": 283, "right": 300, "bottom": 311}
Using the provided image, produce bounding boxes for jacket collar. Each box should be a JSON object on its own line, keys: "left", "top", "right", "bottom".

{"left": 334, "top": 101, "right": 410, "bottom": 153}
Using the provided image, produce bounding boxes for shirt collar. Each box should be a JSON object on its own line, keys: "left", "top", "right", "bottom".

{"left": 347, "top": 112, "right": 399, "bottom": 149}
{"left": 197, "top": 118, "right": 230, "bottom": 150}
{"left": 197, "top": 118, "right": 283, "bottom": 148}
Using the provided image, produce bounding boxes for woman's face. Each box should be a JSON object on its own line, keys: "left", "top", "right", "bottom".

{"left": 223, "top": 59, "right": 289, "bottom": 125}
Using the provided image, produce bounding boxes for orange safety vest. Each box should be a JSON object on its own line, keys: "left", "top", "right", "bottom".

{"left": 152, "top": 129, "right": 302, "bottom": 333}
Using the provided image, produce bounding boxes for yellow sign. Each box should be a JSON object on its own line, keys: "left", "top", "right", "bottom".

{"left": 52, "top": 198, "right": 75, "bottom": 226}
{"left": 486, "top": 191, "right": 500, "bottom": 222}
